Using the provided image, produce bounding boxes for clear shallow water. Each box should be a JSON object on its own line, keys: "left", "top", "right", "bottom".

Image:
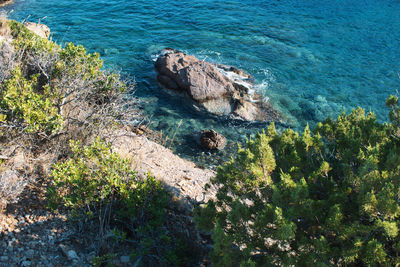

{"left": 3, "top": 0, "right": 400, "bottom": 165}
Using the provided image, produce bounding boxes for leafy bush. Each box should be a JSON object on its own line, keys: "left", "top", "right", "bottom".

{"left": 195, "top": 99, "right": 400, "bottom": 266}
{"left": 0, "top": 19, "right": 138, "bottom": 211}
{"left": 49, "top": 138, "right": 134, "bottom": 211}
{"left": 9, "top": 20, "right": 58, "bottom": 53}
{"left": 0, "top": 20, "right": 135, "bottom": 141}
{"left": 0, "top": 67, "right": 62, "bottom": 134}
{"left": 48, "top": 138, "right": 165, "bottom": 233}
{"left": 48, "top": 138, "right": 193, "bottom": 266}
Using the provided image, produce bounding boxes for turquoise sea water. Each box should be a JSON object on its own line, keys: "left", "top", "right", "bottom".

{"left": 3, "top": 0, "right": 400, "bottom": 165}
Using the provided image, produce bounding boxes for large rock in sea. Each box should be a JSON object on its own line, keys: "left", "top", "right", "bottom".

{"left": 155, "top": 49, "right": 280, "bottom": 122}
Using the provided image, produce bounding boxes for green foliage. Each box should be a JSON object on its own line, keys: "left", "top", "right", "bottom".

{"left": 49, "top": 137, "right": 137, "bottom": 215}
{"left": 58, "top": 42, "right": 102, "bottom": 80}
{"left": 387, "top": 94, "right": 400, "bottom": 134}
{"left": 9, "top": 20, "right": 59, "bottom": 54}
{"left": 9, "top": 20, "right": 126, "bottom": 95}
{"left": 0, "top": 20, "right": 130, "bottom": 138}
{"left": 91, "top": 253, "right": 116, "bottom": 267}
{"left": 0, "top": 67, "right": 62, "bottom": 134}
{"left": 56, "top": 42, "right": 127, "bottom": 101}
{"left": 196, "top": 100, "right": 400, "bottom": 266}
{"left": 48, "top": 138, "right": 194, "bottom": 266}
{"left": 118, "top": 173, "right": 169, "bottom": 230}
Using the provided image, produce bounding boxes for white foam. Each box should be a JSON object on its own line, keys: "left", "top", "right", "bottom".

{"left": 151, "top": 53, "right": 159, "bottom": 62}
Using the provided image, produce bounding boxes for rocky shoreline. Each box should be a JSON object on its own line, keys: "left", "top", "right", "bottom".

{"left": 0, "top": 127, "right": 216, "bottom": 266}
{"left": 110, "top": 127, "right": 217, "bottom": 209}
{"left": 0, "top": 20, "right": 216, "bottom": 266}
{"left": 0, "top": 18, "right": 284, "bottom": 266}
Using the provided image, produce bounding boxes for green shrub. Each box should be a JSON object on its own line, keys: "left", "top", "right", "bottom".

{"left": 48, "top": 138, "right": 192, "bottom": 265}
{"left": 0, "top": 67, "right": 62, "bottom": 134}
{"left": 49, "top": 138, "right": 143, "bottom": 227}
{"left": 0, "top": 19, "right": 137, "bottom": 211}
{"left": 0, "top": 20, "right": 133, "bottom": 140}
{"left": 91, "top": 253, "right": 117, "bottom": 267}
{"left": 56, "top": 42, "right": 127, "bottom": 104}
{"left": 8, "top": 20, "right": 123, "bottom": 94}
{"left": 195, "top": 99, "right": 400, "bottom": 266}
{"left": 9, "top": 20, "right": 59, "bottom": 54}
{"left": 58, "top": 42, "right": 103, "bottom": 80}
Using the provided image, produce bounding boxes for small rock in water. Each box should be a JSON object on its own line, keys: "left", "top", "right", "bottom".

{"left": 200, "top": 129, "right": 226, "bottom": 150}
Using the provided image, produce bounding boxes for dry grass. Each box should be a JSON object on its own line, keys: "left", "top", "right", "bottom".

{"left": 0, "top": 12, "right": 10, "bottom": 37}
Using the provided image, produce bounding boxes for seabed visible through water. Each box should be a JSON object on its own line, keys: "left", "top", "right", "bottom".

{"left": 4, "top": 0, "right": 400, "bottom": 165}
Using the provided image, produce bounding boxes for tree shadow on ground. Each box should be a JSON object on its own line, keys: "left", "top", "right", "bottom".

{"left": 1, "top": 170, "right": 212, "bottom": 267}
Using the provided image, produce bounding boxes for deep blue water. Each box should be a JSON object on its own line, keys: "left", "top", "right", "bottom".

{"left": 3, "top": 0, "right": 400, "bottom": 165}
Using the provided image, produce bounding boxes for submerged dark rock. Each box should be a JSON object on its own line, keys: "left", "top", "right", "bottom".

{"left": 154, "top": 49, "right": 281, "bottom": 122}
{"left": 200, "top": 129, "right": 226, "bottom": 150}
